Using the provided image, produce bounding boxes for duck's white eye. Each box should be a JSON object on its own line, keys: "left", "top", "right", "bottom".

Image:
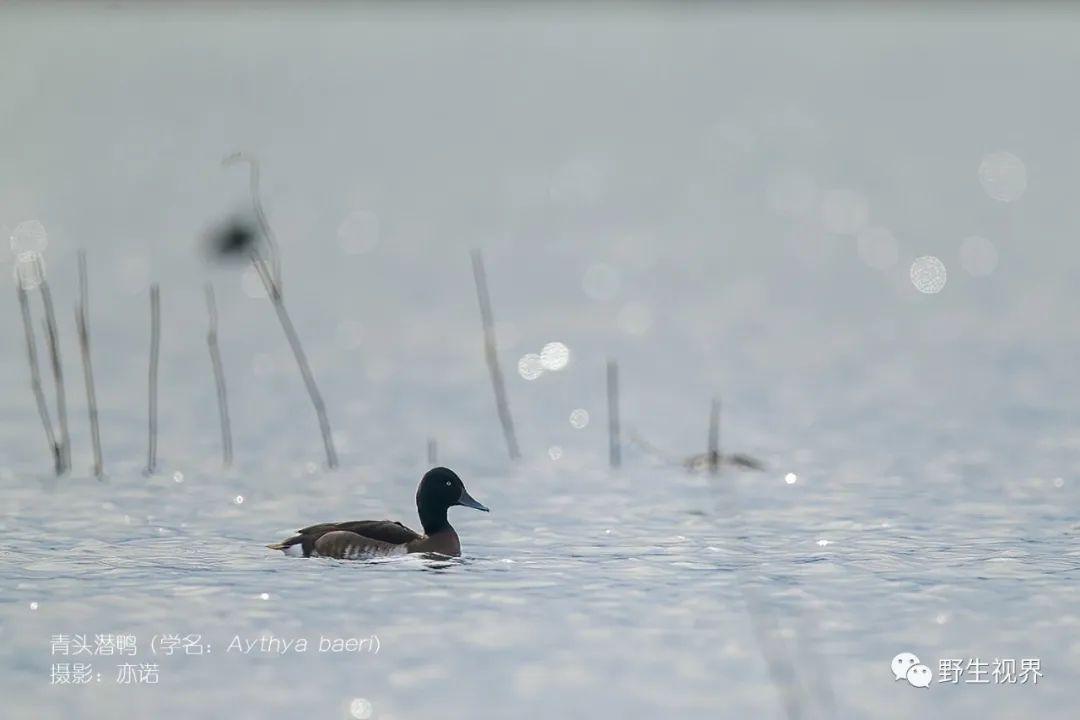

{"left": 446, "top": 480, "right": 452, "bottom": 486}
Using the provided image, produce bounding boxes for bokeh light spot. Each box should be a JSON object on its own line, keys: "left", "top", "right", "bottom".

{"left": 10, "top": 219, "right": 47, "bottom": 254}
{"left": 910, "top": 256, "right": 947, "bottom": 294}
{"left": 979, "top": 151, "right": 1026, "bottom": 202}
{"left": 540, "top": 342, "right": 570, "bottom": 371}
{"left": 517, "top": 354, "right": 544, "bottom": 381}
{"left": 569, "top": 409, "right": 590, "bottom": 429}
{"left": 349, "top": 698, "right": 373, "bottom": 720}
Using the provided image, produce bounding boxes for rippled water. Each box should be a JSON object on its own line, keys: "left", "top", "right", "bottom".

{"left": 4, "top": 459, "right": 1077, "bottom": 719}
{"left": 3, "top": 4, "right": 1080, "bottom": 719}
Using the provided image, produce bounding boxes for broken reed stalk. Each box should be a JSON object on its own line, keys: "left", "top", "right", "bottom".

{"left": 76, "top": 250, "right": 103, "bottom": 478}
{"left": 607, "top": 359, "right": 621, "bottom": 468}
{"left": 470, "top": 249, "right": 521, "bottom": 461}
{"left": 39, "top": 280, "right": 70, "bottom": 473}
{"left": 205, "top": 283, "right": 233, "bottom": 467}
{"left": 146, "top": 284, "right": 160, "bottom": 475}
{"left": 223, "top": 152, "right": 282, "bottom": 290}
{"left": 427, "top": 437, "right": 438, "bottom": 465}
{"left": 16, "top": 281, "right": 62, "bottom": 475}
{"left": 630, "top": 427, "right": 766, "bottom": 473}
{"left": 707, "top": 396, "right": 720, "bottom": 476}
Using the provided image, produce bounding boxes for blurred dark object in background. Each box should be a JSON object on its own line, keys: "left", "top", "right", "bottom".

{"left": 209, "top": 218, "right": 260, "bottom": 262}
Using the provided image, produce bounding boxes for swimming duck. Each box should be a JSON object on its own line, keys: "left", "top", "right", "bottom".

{"left": 267, "top": 467, "right": 489, "bottom": 559}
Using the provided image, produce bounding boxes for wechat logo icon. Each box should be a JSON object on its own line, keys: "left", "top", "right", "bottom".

{"left": 892, "top": 652, "right": 932, "bottom": 688}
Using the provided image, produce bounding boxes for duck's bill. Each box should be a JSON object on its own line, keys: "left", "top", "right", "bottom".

{"left": 457, "top": 488, "right": 489, "bottom": 512}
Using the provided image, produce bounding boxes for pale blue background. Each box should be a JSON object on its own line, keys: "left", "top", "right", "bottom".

{"left": 1, "top": 4, "right": 1078, "bottom": 719}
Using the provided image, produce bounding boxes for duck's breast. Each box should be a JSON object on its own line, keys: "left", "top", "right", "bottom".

{"left": 407, "top": 529, "right": 461, "bottom": 557}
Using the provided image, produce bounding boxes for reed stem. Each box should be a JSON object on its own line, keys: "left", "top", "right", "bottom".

{"left": 707, "top": 396, "right": 720, "bottom": 476}
{"left": 607, "top": 360, "right": 621, "bottom": 468}
{"left": 257, "top": 266, "right": 337, "bottom": 469}
{"left": 17, "top": 282, "right": 61, "bottom": 475}
{"left": 205, "top": 283, "right": 233, "bottom": 467}
{"left": 76, "top": 250, "right": 103, "bottom": 478}
{"left": 146, "top": 284, "right": 160, "bottom": 474}
{"left": 470, "top": 249, "right": 520, "bottom": 461}
{"left": 39, "top": 280, "right": 70, "bottom": 473}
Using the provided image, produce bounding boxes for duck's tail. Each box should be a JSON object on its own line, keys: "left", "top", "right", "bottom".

{"left": 267, "top": 535, "right": 308, "bottom": 556}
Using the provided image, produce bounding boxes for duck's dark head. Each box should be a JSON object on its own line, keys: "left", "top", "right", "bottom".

{"left": 416, "top": 467, "right": 488, "bottom": 533}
